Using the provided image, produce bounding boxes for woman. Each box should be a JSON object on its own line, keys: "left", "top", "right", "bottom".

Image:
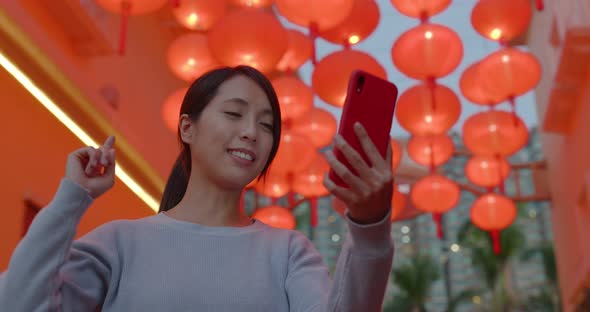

{"left": 0, "top": 66, "right": 394, "bottom": 311}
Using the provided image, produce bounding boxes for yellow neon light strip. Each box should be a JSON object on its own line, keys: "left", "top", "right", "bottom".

{"left": 0, "top": 51, "right": 159, "bottom": 212}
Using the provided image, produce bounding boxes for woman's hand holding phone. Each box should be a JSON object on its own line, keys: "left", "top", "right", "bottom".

{"left": 324, "top": 122, "right": 393, "bottom": 225}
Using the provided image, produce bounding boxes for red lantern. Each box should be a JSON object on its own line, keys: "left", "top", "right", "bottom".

{"left": 208, "top": 9, "right": 288, "bottom": 73}
{"left": 271, "top": 75, "right": 314, "bottom": 122}
{"left": 465, "top": 156, "right": 511, "bottom": 189}
{"left": 471, "top": 0, "right": 532, "bottom": 42}
{"left": 161, "top": 87, "right": 188, "bottom": 133}
{"left": 253, "top": 170, "right": 290, "bottom": 198}
{"left": 411, "top": 174, "right": 460, "bottom": 237}
{"left": 319, "top": 0, "right": 380, "bottom": 46}
{"left": 275, "top": 0, "right": 355, "bottom": 31}
{"left": 271, "top": 130, "right": 316, "bottom": 174}
{"left": 229, "top": 0, "right": 274, "bottom": 8}
{"left": 459, "top": 61, "right": 505, "bottom": 106}
{"left": 407, "top": 134, "right": 454, "bottom": 168}
{"left": 276, "top": 29, "right": 313, "bottom": 72}
{"left": 470, "top": 193, "right": 517, "bottom": 254}
{"left": 312, "top": 50, "right": 386, "bottom": 107}
{"left": 392, "top": 23, "right": 463, "bottom": 80}
{"left": 395, "top": 83, "right": 461, "bottom": 135}
{"left": 252, "top": 205, "right": 296, "bottom": 229}
{"left": 391, "top": 138, "right": 403, "bottom": 171}
{"left": 290, "top": 107, "right": 337, "bottom": 148}
{"left": 462, "top": 110, "right": 529, "bottom": 157}
{"left": 171, "top": 0, "right": 227, "bottom": 31}
{"left": 291, "top": 152, "right": 330, "bottom": 197}
{"left": 167, "top": 33, "right": 220, "bottom": 82}
{"left": 478, "top": 48, "right": 541, "bottom": 100}
{"left": 390, "top": 0, "right": 451, "bottom": 19}
{"left": 96, "top": 0, "right": 168, "bottom": 55}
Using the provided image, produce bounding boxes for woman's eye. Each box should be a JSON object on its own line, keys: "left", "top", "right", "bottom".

{"left": 260, "top": 123, "right": 274, "bottom": 131}
{"left": 224, "top": 112, "right": 241, "bottom": 118}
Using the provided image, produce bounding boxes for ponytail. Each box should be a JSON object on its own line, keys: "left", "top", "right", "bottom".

{"left": 159, "top": 151, "right": 190, "bottom": 212}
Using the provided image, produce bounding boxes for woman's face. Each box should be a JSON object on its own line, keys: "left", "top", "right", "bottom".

{"left": 180, "top": 75, "right": 275, "bottom": 190}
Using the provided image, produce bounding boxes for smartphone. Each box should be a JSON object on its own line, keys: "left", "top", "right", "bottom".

{"left": 329, "top": 70, "right": 398, "bottom": 188}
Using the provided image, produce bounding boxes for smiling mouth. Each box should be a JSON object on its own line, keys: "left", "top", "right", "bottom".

{"left": 227, "top": 149, "right": 255, "bottom": 162}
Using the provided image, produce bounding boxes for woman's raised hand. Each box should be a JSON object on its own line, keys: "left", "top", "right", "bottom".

{"left": 65, "top": 136, "right": 116, "bottom": 198}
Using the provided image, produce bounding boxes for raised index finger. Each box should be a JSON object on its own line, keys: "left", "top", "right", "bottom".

{"left": 102, "top": 135, "right": 116, "bottom": 149}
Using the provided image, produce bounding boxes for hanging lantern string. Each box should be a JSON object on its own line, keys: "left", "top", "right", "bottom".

{"left": 429, "top": 141, "right": 436, "bottom": 174}
{"left": 118, "top": 1, "right": 132, "bottom": 56}
{"left": 490, "top": 230, "right": 501, "bottom": 254}
{"left": 496, "top": 154, "right": 506, "bottom": 195}
{"left": 508, "top": 96, "right": 518, "bottom": 126}
{"left": 309, "top": 22, "right": 319, "bottom": 65}
{"left": 432, "top": 213, "right": 443, "bottom": 239}
{"left": 427, "top": 77, "right": 437, "bottom": 111}
{"left": 419, "top": 11, "right": 429, "bottom": 24}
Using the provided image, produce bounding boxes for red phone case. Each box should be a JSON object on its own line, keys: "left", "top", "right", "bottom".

{"left": 329, "top": 70, "right": 398, "bottom": 188}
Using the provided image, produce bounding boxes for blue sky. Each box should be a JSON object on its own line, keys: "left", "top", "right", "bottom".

{"left": 278, "top": 0, "right": 539, "bottom": 139}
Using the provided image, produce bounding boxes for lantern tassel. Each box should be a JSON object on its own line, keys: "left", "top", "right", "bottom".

{"left": 535, "top": 0, "right": 544, "bottom": 11}
{"left": 309, "top": 23, "right": 319, "bottom": 65}
{"left": 432, "top": 213, "right": 443, "bottom": 239}
{"left": 288, "top": 192, "right": 295, "bottom": 208}
{"left": 118, "top": 1, "right": 132, "bottom": 56}
{"left": 491, "top": 230, "right": 501, "bottom": 255}
{"left": 310, "top": 197, "right": 318, "bottom": 228}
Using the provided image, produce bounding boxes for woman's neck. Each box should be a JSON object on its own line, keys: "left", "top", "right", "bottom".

{"left": 166, "top": 170, "right": 251, "bottom": 227}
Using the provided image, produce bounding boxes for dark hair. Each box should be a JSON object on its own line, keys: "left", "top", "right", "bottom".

{"left": 159, "top": 66, "right": 282, "bottom": 212}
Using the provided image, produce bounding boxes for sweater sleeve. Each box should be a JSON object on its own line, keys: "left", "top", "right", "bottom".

{"left": 285, "top": 209, "right": 394, "bottom": 312}
{"left": 0, "top": 178, "right": 118, "bottom": 312}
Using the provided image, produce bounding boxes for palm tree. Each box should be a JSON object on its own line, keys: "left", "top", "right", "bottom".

{"left": 383, "top": 253, "right": 441, "bottom": 312}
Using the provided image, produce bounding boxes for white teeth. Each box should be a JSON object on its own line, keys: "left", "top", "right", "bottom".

{"left": 229, "top": 150, "right": 253, "bottom": 161}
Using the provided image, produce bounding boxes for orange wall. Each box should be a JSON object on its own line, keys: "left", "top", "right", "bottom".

{"left": 0, "top": 66, "right": 153, "bottom": 270}
{"left": 527, "top": 1, "right": 590, "bottom": 310}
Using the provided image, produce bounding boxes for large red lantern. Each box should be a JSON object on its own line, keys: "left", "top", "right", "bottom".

{"left": 407, "top": 134, "right": 454, "bottom": 168}
{"left": 229, "top": 0, "right": 274, "bottom": 8}
{"left": 459, "top": 61, "right": 505, "bottom": 106}
{"left": 171, "top": 0, "right": 227, "bottom": 31}
{"left": 272, "top": 75, "right": 313, "bottom": 122}
{"left": 470, "top": 193, "right": 517, "bottom": 254}
{"left": 276, "top": 29, "right": 313, "bottom": 72}
{"left": 96, "top": 0, "right": 168, "bottom": 55}
{"left": 395, "top": 83, "right": 461, "bottom": 135}
{"left": 291, "top": 152, "right": 330, "bottom": 197}
{"left": 271, "top": 130, "right": 316, "bottom": 174}
{"left": 312, "top": 50, "right": 386, "bottom": 107}
{"left": 208, "top": 9, "right": 287, "bottom": 73}
{"left": 319, "top": 0, "right": 380, "bottom": 46}
{"left": 411, "top": 174, "right": 460, "bottom": 237}
{"left": 161, "top": 87, "right": 188, "bottom": 133}
{"left": 462, "top": 110, "right": 529, "bottom": 157}
{"left": 253, "top": 170, "right": 291, "bottom": 198}
{"left": 471, "top": 0, "right": 532, "bottom": 42}
{"left": 275, "top": 0, "right": 355, "bottom": 31}
{"left": 252, "top": 205, "right": 296, "bottom": 229}
{"left": 478, "top": 48, "right": 542, "bottom": 101}
{"left": 167, "top": 33, "right": 220, "bottom": 82}
{"left": 290, "top": 107, "right": 337, "bottom": 148}
{"left": 392, "top": 23, "right": 463, "bottom": 80}
{"left": 390, "top": 0, "right": 451, "bottom": 19}
{"left": 465, "top": 156, "right": 511, "bottom": 189}
{"left": 391, "top": 138, "right": 403, "bottom": 171}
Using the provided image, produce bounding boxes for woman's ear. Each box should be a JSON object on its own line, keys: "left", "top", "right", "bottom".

{"left": 179, "top": 114, "right": 194, "bottom": 144}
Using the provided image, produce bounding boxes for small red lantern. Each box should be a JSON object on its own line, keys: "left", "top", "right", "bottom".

{"left": 276, "top": 29, "right": 313, "bottom": 72}
{"left": 275, "top": 0, "right": 355, "bottom": 31}
{"left": 271, "top": 75, "right": 314, "bottom": 122}
{"left": 312, "top": 49, "right": 386, "bottom": 107}
{"left": 161, "top": 87, "right": 188, "bottom": 133}
{"left": 291, "top": 152, "right": 330, "bottom": 198}
{"left": 459, "top": 61, "right": 505, "bottom": 106}
{"left": 171, "top": 0, "right": 227, "bottom": 31}
{"left": 465, "top": 156, "right": 511, "bottom": 189}
{"left": 208, "top": 9, "right": 287, "bottom": 73}
{"left": 470, "top": 193, "right": 517, "bottom": 254}
{"left": 390, "top": 0, "right": 451, "bottom": 19}
{"left": 462, "top": 110, "right": 529, "bottom": 157}
{"left": 411, "top": 174, "right": 460, "bottom": 238}
{"left": 167, "top": 33, "right": 220, "bottom": 82}
{"left": 290, "top": 107, "right": 337, "bottom": 148}
{"left": 252, "top": 205, "right": 296, "bottom": 229}
{"left": 407, "top": 134, "right": 454, "bottom": 168}
{"left": 392, "top": 23, "right": 463, "bottom": 80}
{"left": 319, "top": 0, "right": 380, "bottom": 46}
{"left": 395, "top": 83, "right": 461, "bottom": 135}
{"left": 471, "top": 0, "right": 532, "bottom": 42}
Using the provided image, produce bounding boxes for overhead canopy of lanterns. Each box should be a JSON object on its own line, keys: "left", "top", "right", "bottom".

{"left": 95, "top": 0, "right": 543, "bottom": 250}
